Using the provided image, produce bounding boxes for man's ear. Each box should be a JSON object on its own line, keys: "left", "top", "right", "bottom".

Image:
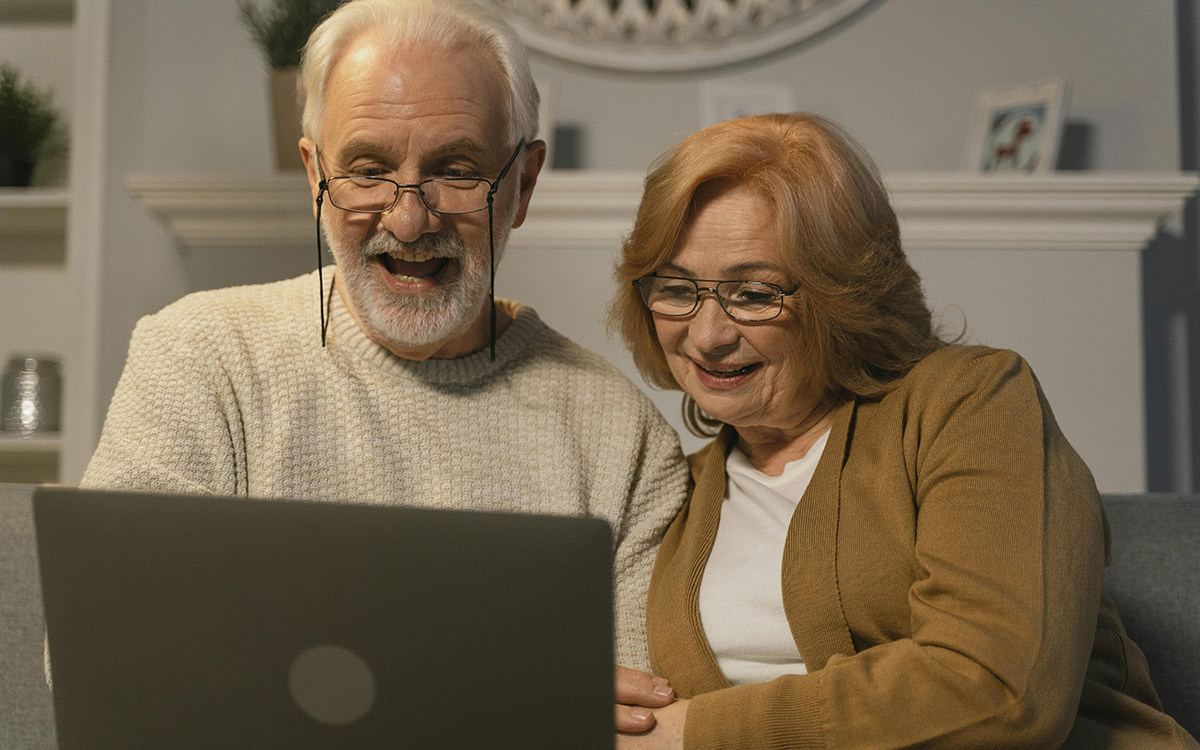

{"left": 511, "top": 139, "right": 547, "bottom": 229}
{"left": 299, "top": 137, "right": 323, "bottom": 221}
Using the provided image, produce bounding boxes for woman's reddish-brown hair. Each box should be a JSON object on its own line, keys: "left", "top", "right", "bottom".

{"left": 610, "top": 112, "right": 946, "bottom": 436}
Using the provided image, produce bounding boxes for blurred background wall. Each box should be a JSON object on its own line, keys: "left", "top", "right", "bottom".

{"left": 1, "top": 0, "right": 1195, "bottom": 492}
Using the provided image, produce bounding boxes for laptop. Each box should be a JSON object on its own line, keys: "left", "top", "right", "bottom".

{"left": 33, "top": 486, "right": 615, "bottom": 749}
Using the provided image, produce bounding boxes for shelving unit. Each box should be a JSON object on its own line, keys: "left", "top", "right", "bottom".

{"left": 1, "top": 0, "right": 107, "bottom": 485}
{"left": 0, "top": 4, "right": 72, "bottom": 484}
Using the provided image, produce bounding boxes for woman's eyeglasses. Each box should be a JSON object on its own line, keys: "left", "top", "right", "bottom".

{"left": 633, "top": 275, "right": 798, "bottom": 322}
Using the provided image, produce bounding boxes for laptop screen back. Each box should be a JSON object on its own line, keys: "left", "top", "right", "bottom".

{"left": 34, "top": 486, "right": 614, "bottom": 749}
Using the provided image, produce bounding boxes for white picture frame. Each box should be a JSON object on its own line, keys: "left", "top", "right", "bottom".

{"left": 699, "top": 82, "right": 795, "bottom": 128}
{"left": 966, "top": 80, "right": 1070, "bottom": 173}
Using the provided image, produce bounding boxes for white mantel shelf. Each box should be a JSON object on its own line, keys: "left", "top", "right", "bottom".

{"left": 125, "top": 171, "right": 1199, "bottom": 254}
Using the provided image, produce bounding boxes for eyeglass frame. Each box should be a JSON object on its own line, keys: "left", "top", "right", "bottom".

{"left": 632, "top": 274, "right": 800, "bottom": 322}
{"left": 312, "top": 139, "right": 527, "bottom": 359}
{"left": 315, "top": 140, "right": 525, "bottom": 216}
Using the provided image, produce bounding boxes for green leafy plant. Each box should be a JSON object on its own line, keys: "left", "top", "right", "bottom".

{"left": 0, "top": 63, "right": 59, "bottom": 160}
{"left": 238, "top": 0, "right": 346, "bottom": 69}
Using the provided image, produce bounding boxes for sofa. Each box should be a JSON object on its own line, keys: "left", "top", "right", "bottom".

{"left": 1, "top": 484, "right": 56, "bottom": 749}
{"left": 2, "top": 484, "right": 1197, "bottom": 747}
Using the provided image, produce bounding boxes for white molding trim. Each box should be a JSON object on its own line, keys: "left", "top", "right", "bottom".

{"left": 126, "top": 171, "right": 1199, "bottom": 254}
{"left": 60, "top": 0, "right": 112, "bottom": 484}
{"left": 887, "top": 172, "right": 1199, "bottom": 251}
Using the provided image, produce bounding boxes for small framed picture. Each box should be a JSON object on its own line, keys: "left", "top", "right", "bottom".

{"left": 699, "top": 82, "right": 795, "bottom": 128}
{"left": 966, "top": 80, "right": 1070, "bottom": 173}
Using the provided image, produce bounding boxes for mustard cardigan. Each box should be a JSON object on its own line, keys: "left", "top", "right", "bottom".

{"left": 647, "top": 346, "right": 1197, "bottom": 749}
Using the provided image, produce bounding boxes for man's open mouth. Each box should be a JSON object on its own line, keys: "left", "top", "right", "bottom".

{"left": 377, "top": 251, "right": 451, "bottom": 281}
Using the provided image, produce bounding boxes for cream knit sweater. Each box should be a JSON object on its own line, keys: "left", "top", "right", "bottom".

{"left": 82, "top": 270, "right": 688, "bottom": 670}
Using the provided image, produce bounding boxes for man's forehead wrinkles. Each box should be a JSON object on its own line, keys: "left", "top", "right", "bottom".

{"left": 335, "top": 98, "right": 494, "bottom": 124}
{"left": 332, "top": 135, "right": 490, "bottom": 164}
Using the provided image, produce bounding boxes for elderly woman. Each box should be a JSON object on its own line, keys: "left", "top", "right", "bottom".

{"left": 611, "top": 113, "right": 1197, "bottom": 749}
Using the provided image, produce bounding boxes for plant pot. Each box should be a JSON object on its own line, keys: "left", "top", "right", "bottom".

{"left": 270, "top": 67, "right": 305, "bottom": 171}
{"left": 0, "top": 152, "right": 35, "bottom": 187}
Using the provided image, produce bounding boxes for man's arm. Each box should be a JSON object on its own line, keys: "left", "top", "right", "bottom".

{"left": 609, "top": 405, "right": 689, "bottom": 673}
{"left": 82, "top": 312, "right": 244, "bottom": 494}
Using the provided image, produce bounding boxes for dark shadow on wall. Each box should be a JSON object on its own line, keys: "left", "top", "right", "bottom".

{"left": 1144, "top": 0, "right": 1200, "bottom": 491}
{"left": 1143, "top": 225, "right": 1198, "bottom": 491}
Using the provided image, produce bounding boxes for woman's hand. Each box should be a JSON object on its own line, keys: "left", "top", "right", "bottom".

{"left": 615, "top": 666, "right": 676, "bottom": 732}
{"left": 616, "top": 697, "right": 689, "bottom": 749}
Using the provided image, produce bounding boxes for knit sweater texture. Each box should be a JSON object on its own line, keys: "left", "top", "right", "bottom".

{"left": 82, "top": 270, "right": 688, "bottom": 671}
{"left": 648, "top": 345, "right": 1198, "bottom": 749}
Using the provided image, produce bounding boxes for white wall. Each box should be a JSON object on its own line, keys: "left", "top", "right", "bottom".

{"left": 532, "top": 0, "right": 1179, "bottom": 172}
{"left": 90, "top": 0, "right": 1182, "bottom": 491}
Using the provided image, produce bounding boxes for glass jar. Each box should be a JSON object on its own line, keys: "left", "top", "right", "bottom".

{"left": 1, "top": 355, "right": 62, "bottom": 435}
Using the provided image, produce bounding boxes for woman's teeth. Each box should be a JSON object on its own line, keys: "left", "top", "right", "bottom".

{"left": 702, "top": 363, "right": 757, "bottom": 377}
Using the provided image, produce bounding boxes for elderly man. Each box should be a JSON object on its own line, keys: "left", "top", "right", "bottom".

{"left": 81, "top": 0, "right": 683, "bottom": 730}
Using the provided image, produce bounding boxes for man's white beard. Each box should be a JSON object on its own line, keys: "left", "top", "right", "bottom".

{"left": 326, "top": 225, "right": 508, "bottom": 353}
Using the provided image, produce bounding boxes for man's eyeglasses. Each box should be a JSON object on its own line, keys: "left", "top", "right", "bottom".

{"left": 313, "top": 140, "right": 526, "bottom": 358}
{"left": 633, "top": 275, "right": 799, "bottom": 322}
{"left": 321, "top": 142, "right": 525, "bottom": 215}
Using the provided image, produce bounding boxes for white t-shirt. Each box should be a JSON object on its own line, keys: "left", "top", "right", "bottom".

{"left": 696, "top": 429, "right": 830, "bottom": 686}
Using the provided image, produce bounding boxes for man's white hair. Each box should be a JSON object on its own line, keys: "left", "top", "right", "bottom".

{"left": 299, "top": 0, "right": 539, "bottom": 146}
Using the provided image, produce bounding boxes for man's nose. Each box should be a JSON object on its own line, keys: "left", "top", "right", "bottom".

{"left": 379, "top": 188, "right": 441, "bottom": 241}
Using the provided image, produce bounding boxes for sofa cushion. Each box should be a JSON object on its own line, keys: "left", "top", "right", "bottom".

{"left": 0, "top": 483, "right": 57, "bottom": 749}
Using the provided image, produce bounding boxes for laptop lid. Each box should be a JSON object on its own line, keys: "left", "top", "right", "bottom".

{"left": 33, "top": 486, "right": 614, "bottom": 749}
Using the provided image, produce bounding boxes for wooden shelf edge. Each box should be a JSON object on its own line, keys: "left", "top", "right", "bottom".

{"left": 0, "top": 0, "right": 73, "bottom": 24}
{"left": 0, "top": 188, "right": 69, "bottom": 256}
{"left": 0, "top": 433, "right": 62, "bottom": 454}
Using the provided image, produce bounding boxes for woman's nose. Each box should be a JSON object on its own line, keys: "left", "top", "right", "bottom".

{"left": 686, "top": 294, "right": 741, "bottom": 353}
{"left": 379, "top": 189, "right": 441, "bottom": 241}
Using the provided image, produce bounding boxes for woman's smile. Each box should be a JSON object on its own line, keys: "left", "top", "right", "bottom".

{"left": 690, "top": 358, "right": 763, "bottom": 390}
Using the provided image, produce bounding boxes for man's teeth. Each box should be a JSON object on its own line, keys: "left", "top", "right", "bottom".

{"left": 386, "top": 251, "right": 436, "bottom": 263}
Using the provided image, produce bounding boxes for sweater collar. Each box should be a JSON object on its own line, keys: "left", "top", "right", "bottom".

{"left": 322, "top": 268, "right": 545, "bottom": 384}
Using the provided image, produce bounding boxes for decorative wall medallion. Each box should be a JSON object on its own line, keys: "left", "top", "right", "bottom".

{"left": 489, "top": 0, "right": 882, "bottom": 73}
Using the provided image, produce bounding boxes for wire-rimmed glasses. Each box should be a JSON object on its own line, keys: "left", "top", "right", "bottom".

{"left": 633, "top": 275, "right": 798, "bottom": 322}
{"left": 321, "top": 142, "right": 525, "bottom": 215}
{"left": 313, "top": 140, "right": 526, "bottom": 358}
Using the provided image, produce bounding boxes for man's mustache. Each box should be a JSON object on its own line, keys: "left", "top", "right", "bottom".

{"left": 361, "top": 232, "right": 467, "bottom": 260}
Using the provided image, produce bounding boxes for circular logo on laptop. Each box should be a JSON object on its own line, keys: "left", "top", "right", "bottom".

{"left": 288, "top": 644, "right": 376, "bottom": 725}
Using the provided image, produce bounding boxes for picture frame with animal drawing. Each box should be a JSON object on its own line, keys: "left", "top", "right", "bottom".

{"left": 966, "top": 80, "right": 1070, "bottom": 173}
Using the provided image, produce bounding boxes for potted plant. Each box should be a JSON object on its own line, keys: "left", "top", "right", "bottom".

{"left": 239, "top": 0, "right": 346, "bottom": 170}
{"left": 0, "top": 63, "right": 61, "bottom": 187}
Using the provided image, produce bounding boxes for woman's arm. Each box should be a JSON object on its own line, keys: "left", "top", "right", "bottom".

{"left": 668, "top": 349, "right": 1107, "bottom": 749}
